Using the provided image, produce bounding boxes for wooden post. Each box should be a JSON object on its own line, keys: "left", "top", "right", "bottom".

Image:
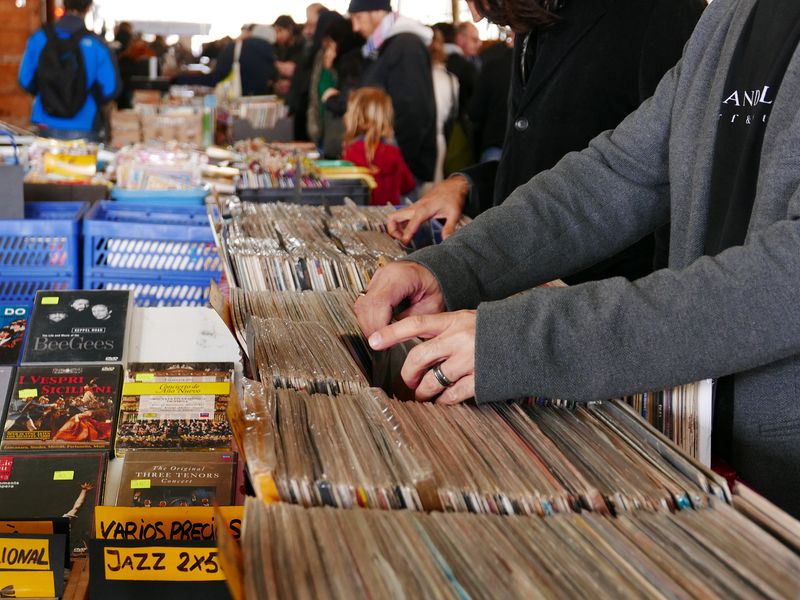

{"left": 452, "top": 0, "right": 460, "bottom": 23}
{"left": 0, "top": 0, "right": 42, "bottom": 127}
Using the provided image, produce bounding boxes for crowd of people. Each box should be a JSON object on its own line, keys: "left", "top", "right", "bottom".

{"left": 16, "top": 0, "right": 516, "bottom": 207}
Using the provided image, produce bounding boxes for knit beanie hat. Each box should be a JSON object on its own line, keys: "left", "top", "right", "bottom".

{"left": 347, "top": 0, "right": 391, "bottom": 13}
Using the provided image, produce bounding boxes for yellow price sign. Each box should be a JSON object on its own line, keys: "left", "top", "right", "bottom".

{"left": 0, "top": 537, "right": 51, "bottom": 571}
{"left": 53, "top": 470, "right": 74, "bottom": 481}
{"left": 103, "top": 546, "right": 225, "bottom": 582}
{"left": 40, "top": 297, "right": 59, "bottom": 305}
{"left": 130, "top": 479, "right": 151, "bottom": 489}
{"left": 17, "top": 389, "right": 38, "bottom": 399}
{"left": 0, "top": 521, "right": 54, "bottom": 536}
{"left": 95, "top": 506, "right": 243, "bottom": 542}
{"left": 0, "top": 571, "right": 56, "bottom": 598}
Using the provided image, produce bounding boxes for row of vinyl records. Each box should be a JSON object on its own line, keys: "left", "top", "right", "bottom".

{"left": 214, "top": 199, "right": 800, "bottom": 597}
{"left": 226, "top": 279, "right": 708, "bottom": 461}
{"left": 238, "top": 497, "right": 800, "bottom": 600}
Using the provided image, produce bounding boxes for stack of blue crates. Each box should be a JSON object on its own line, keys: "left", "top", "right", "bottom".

{"left": 0, "top": 201, "right": 87, "bottom": 303}
{"left": 82, "top": 201, "right": 223, "bottom": 306}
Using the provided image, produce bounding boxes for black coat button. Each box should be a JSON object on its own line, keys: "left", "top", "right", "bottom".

{"left": 514, "top": 117, "right": 529, "bottom": 131}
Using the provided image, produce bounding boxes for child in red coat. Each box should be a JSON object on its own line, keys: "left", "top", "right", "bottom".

{"left": 342, "top": 87, "right": 416, "bottom": 206}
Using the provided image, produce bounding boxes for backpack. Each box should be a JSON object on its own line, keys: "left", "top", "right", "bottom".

{"left": 36, "top": 24, "right": 89, "bottom": 118}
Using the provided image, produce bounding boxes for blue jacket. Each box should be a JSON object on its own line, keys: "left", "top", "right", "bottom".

{"left": 18, "top": 15, "right": 120, "bottom": 133}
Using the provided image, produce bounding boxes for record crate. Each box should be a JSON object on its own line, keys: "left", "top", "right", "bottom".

{"left": 237, "top": 178, "right": 370, "bottom": 206}
{"left": 82, "top": 201, "right": 223, "bottom": 305}
{"left": 111, "top": 186, "right": 208, "bottom": 207}
{"left": 0, "top": 201, "right": 87, "bottom": 302}
{"left": 84, "top": 274, "right": 214, "bottom": 307}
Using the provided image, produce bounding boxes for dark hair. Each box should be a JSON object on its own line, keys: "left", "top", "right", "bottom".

{"left": 474, "top": 0, "right": 560, "bottom": 33}
{"left": 274, "top": 15, "right": 297, "bottom": 31}
{"left": 432, "top": 22, "right": 455, "bottom": 44}
{"left": 64, "top": 0, "right": 93, "bottom": 12}
{"left": 326, "top": 18, "right": 364, "bottom": 57}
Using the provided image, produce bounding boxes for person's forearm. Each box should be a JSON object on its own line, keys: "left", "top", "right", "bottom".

{"left": 475, "top": 216, "right": 800, "bottom": 402}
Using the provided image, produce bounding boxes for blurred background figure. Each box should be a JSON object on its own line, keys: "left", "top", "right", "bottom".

{"left": 273, "top": 15, "right": 304, "bottom": 98}
{"left": 18, "top": 0, "right": 120, "bottom": 140}
{"left": 350, "top": 0, "right": 436, "bottom": 190}
{"left": 343, "top": 87, "right": 416, "bottom": 206}
{"left": 429, "top": 26, "right": 459, "bottom": 184}
{"left": 469, "top": 34, "right": 513, "bottom": 163}
{"left": 288, "top": 3, "right": 328, "bottom": 140}
{"left": 172, "top": 23, "right": 276, "bottom": 97}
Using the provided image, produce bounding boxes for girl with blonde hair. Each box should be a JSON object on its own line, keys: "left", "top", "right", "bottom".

{"left": 343, "top": 87, "right": 416, "bottom": 205}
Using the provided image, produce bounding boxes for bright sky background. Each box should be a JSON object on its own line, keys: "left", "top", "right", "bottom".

{"left": 90, "top": 0, "right": 495, "bottom": 48}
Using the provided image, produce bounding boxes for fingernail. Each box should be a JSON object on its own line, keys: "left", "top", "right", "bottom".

{"left": 369, "top": 333, "right": 382, "bottom": 349}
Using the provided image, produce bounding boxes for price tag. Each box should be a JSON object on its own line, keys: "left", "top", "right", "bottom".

{"left": 95, "top": 506, "right": 243, "bottom": 542}
{"left": 135, "top": 373, "right": 156, "bottom": 382}
{"left": 0, "top": 537, "right": 50, "bottom": 571}
{"left": 102, "top": 546, "right": 225, "bottom": 582}
{"left": 0, "top": 521, "right": 54, "bottom": 535}
{"left": 0, "top": 571, "right": 57, "bottom": 598}
{"left": 40, "top": 297, "right": 59, "bottom": 305}
{"left": 131, "top": 479, "right": 151, "bottom": 489}
{"left": 17, "top": 389, "right": 38, "bottom": 399}
{"left": 53, "top": 470, "right": 74, "bottom": 481}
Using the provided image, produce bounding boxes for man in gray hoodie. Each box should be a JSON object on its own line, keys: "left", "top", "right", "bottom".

{"left": 356, "top": 0, "right": 800, "bottom": 516}
{"left": 350, "top": 0, "right": 437, "bottom": 184}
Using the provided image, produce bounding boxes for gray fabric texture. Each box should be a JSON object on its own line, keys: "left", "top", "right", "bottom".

{"left": 408, "top": 0, "right": 800, "bottom": 514}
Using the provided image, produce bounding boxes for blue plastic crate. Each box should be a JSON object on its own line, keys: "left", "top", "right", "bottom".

{"left": 82, "top": 201, "right": 223, "bottom": 283}
{"left": 111, "top": 187, "right": 208, "bottom": 206}
{"left": 0, "top": 274, "right": 76, "bottom": 304}
{"left": 0, "top": 201, "right": 86, "bottom": 276}
{"left": 85, "top": 274, "right": 218, "bottom": 307}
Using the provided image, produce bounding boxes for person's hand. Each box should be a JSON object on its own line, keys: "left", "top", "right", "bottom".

{"left": 275, "top": 79, "right": 291, "bottom": 97}
{"left": 321, "top": 88, "right": 340, "bottom": 103}
{"left": 354, "top": 261, "right": 445, "bottom": 339}
{"left": 386, "top": 175, "right": 470, "bottom": 246}
{"left": 369, "top": 311, "right": 477, "bottom": 405}
{"left": 275, "top": 60, "right": 296, "bottom": 78}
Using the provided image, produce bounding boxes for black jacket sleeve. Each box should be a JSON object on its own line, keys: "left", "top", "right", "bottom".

{"left": 174, "top": 41, "right": 234, "bottom": 87}
{"left": 459, "top": 160, "right": 500, "bottom": 218}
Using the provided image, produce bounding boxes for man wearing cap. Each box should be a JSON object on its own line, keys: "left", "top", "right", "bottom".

{"left": 349, "top": 0, "right": 437, "bottom": 187}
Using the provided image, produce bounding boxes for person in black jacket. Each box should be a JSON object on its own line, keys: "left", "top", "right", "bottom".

{"left": 349, "top": 0, "right": 437, "bottom": 185}
{"left": 173, "top": 25, "right": 276, "bottom": 96}
{"left": 469, "top": 38, "right": 513, "bottom": 163}
{"left": 387, "top": 0, "right": 705, "bottom": 282}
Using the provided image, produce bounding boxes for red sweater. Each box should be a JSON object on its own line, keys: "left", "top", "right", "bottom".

{"left": 343, "top": 139, "right": 416, "bottom": 206}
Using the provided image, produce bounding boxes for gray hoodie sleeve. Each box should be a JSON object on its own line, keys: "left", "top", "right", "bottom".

{"left": 407, "top": 17, "right": 800, "bottom": 405}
